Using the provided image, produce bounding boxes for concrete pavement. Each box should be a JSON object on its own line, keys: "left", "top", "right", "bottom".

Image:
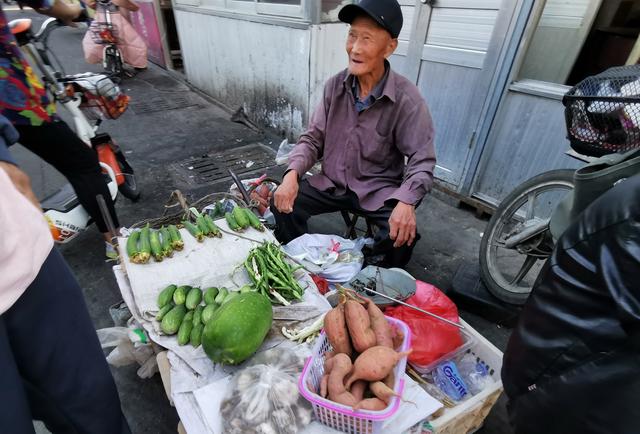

{"left": 7, "top": 8, "right": 512, "bottom": 433}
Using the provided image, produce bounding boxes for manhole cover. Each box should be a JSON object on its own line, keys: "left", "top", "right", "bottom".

{"left": 170, "top": 143, "right": 278, "bottom": 187}
{"left": 130, "top": 95, "right": 199, "bottom": 114}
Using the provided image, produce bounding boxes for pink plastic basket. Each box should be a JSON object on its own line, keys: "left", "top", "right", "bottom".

{"left": 298, "top": 316, "right": 412, "bottom": 434}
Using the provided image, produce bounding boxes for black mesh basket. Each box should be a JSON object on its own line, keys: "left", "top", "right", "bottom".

{"left": 563, "top": 65, "right": 640, "bottom": 157}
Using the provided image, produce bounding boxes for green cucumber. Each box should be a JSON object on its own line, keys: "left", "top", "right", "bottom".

{"left": 186, "top": 287, "right": 202, "bottom": 310}
{"left": 202, "top": 292, "right": 273, "bottom": 365}
{"left": 157, "top": 284, "right": 177, "bottom": 308}
{"left": 203, "top": 287, "right": 219, "bottom": 305}
{"left": 202, "top": 304, "right": 218, "bottom": 324}
{"left": 190, "top": 323, "right": 204, "bottom": 347}
{"left": 160, "top": 304, "right": 187, "bottom": 335}
{"left": 155, "top": 303, "right": 174, "bottom": 321}
{"left": 222, "top": 291, "right": 240, "bottom": 305}
{"left": 177, "top": 319, "right": 193, "bottom": 345}
{"left": 193, "top": 305, "right": 204, "bottom": 325}
{"left": 184, "top": 310, "right": 194, "bottom": 323}
{"left": 173, "top": 285, "right": 191, "bottom": 305}
{"left": 214, "top": 287, "right": 228, "bottom": 305}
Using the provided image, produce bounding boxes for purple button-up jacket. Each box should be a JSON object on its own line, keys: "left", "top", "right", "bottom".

{"left": 287, "top": 67, "right": 436, "bottom": 211}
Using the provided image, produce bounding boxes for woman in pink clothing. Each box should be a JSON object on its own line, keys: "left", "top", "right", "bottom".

{"left": 82, "top": 0, "right": 148, "bottom": 69}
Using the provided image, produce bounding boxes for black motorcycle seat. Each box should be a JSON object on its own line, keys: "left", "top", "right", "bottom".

{"left": 41, "top": 183, "right": 79, "bottom": 213}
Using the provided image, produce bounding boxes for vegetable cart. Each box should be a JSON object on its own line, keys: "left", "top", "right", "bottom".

{"left": 111, "top": 211, "right": 503, "bottom": 433}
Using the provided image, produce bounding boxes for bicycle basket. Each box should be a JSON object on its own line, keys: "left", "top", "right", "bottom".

{"left": 563, "top": 65, "right": 640, "bottom": 157}
{"left": 78, "top": 75, "right": 129, "bottom": 119}
{"left": 90, "top": 22, "right": 119, "bottom": 45}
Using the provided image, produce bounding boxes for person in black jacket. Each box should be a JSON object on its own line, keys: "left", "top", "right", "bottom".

{"left": 502, "top": 173, "right": 640, "bottom": 434}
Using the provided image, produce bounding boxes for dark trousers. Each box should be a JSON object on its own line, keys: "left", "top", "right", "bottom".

{"left": 15, "top": 121, "right": 120, "bottom": 233}
{"left": 0, "top": 249, "right": 130, "bottom": 434}
{"left": 271, "top": 179, "right": 419, "bottom": 268}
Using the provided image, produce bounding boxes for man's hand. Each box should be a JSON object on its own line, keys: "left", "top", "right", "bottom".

{"left": 273, "top": 170, "right": 299, "bottom": 214}
{"left": 389, "top": 202, "right": 416, "bottom": 248}
{"left": 0, "top": 162, "right": 41, "bottom": 210}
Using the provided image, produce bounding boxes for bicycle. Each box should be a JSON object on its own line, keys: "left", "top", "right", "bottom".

{"left": 479, "top": 65, "right": 640, "bottom": 305}
{"left": 89, "top": 0, "right": 125, "bottom": 76}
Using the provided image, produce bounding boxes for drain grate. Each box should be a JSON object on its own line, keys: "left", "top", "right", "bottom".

{"left": 130, "top": 95, "right": 199, "bottom": 114}
{"left": 170, "top": 143, "right": 278, "bottom": 187}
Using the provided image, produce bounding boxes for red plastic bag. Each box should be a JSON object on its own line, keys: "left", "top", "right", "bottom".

{"left": 385, "top": 281, "right": 463, "bottom": 367}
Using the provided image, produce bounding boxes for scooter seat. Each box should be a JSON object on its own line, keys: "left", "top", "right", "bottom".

{"left": 41, "top": 183, "right": 79, "bottom": 213}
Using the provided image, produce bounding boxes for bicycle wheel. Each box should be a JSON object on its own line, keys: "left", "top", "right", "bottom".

{"left": 479, "top": 169, "right": 575, "bottom": 305}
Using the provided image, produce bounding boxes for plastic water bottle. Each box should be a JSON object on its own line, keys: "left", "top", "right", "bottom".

{"left": 432, "top": 360, "right": 469, "bottom": 402}
{"left": 456, "top": 353, "right": 492, "bottom": 395}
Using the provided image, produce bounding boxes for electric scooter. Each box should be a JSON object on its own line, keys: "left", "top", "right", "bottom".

{"left": 10, "top": 15, "right": 140, "bottom": 243}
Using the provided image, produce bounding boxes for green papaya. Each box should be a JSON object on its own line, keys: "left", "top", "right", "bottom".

{"left": 202, "top": 292, "right": 272, "bottom": 365}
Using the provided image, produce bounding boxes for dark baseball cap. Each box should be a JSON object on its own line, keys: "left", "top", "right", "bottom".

{"left": 339, "top": 0, "right": 403, "bottom": 39}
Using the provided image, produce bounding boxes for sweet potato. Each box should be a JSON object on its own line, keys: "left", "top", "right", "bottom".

{"left": 344, "top": 300, "right": 377, "bottom": 353}
{"left": 370, "top": 381, "right": 398, "bottom": 405}
{"left": 383, "top": 372, "right": 395, "bottom": 389}
{"left": 320, "top": 374, "right": 329, "bottom": 398}
{"left": 345, "top": 346, "right": 412, "bottom": 388}
{"left": 327, "top": 353, "right": 358, "bottom": 406}
{"left": 324, "top": 303, "right": 353, "bottom": 355}
{"left": 349, "top": 380, "right": 368, "bottom": 402}
{"left": 353, "top": 397, "right": 387, "bottom": 412}
{"left": 391, "top": 326, "right": 405, "bottom": 350}
{"left": 360, "top": 296, "right": 393, "bottom": 348}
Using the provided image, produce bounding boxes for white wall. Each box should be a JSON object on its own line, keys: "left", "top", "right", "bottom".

{"left": 309, "top": 23, "right": 349, "bottom": 115}
{"left": 174, "top": 10, "right": 311, "bottom": 138}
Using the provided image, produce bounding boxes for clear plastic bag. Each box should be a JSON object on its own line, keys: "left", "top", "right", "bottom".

{"left": 96, "top": 318, "right": 160, "bottom": 378}
{"left": 220, "top": 348, "right": 313, "bottom": 434}
{"left": 283, "top": 233, "right": 373, "bottom": 282}
{"left": 276, "top": 139, "right": 295, "bottom": 165}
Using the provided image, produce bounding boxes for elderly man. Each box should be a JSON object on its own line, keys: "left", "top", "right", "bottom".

{"left": 272, "top": 0, "right": 436, "bottom": 267}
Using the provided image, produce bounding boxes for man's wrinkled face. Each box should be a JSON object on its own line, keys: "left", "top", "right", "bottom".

{"left": 346, "top": 15, "right": 397, "bottom": 78}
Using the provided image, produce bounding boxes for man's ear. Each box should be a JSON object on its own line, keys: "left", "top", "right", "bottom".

{"left": 385, "top": 38, "right": 399, "bottom": 58}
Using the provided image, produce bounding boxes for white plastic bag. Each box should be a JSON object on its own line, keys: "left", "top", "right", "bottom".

{"left": 275, "top": 139, "right": 295, "bottom": 165}
{"left": 96, "top": 319, "right": 160, "bottom": 378}
{"left": 220, "top": 348, "right": 312, "bottom": 434}
{"left": 283, "top": 233, "right": 372, "bottom": 283}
